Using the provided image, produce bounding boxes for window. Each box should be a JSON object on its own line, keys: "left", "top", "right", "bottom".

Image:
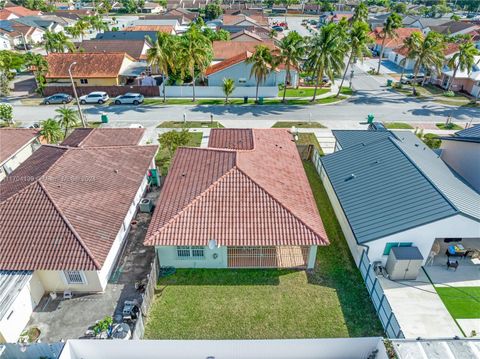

{"left": 383, "top": 242, "right": 413, "bottom": 256}
{"left": 176, "top": 246, "right": 205, "bottom": 259}
{"left": 64, "top": 270, "right": 86, "bottom": 284}
{"left": 80, "top": 79, "right": 88, "bottom": 84}
{"left": 238, "top": 78, "right": 247, "bottom": 84}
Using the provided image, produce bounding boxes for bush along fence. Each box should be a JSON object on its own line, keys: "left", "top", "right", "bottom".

{"left": 132, "top": 254, "right": 159, "bottom": 340}
{"left": 359, "top": 250, "right": 405, "bottom": 339}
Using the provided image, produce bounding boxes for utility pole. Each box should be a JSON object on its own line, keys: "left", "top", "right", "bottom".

{"left": 68, "top": 62, "right": 87, "bottom": 128}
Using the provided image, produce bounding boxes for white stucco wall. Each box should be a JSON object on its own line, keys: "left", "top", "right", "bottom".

{"left": 35, "top": 270, "right": 104, "bottom": 293}
{"left": 388, "top": 52, "right": 415, "bottom": 70}
{"left": 0, "top": 272, "right": 44, "bottom": 343}
{"left": 440, "top": 140, "right": 480, "bottom": 193}
{"left": 157, "top": 246, "right": 228, "bottom": 268}
{"left": 0, "top": 138, "right": 39, "bottom": 181}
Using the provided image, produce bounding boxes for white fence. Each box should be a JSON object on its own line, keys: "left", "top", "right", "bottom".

{"left": 0, "top": 342, "right": 64, "bottom": 359}
{"left": 163, "top": 86, "right": 278, "bottom": 98}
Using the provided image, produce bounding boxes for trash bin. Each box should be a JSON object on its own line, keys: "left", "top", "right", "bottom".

{"left": 367, "top": 114, "right": 375, "bottom": 124}
{"left": 101, "top": 114, "right": 108, "bottom": 123}
{"left": 387, "top": 79, "right": 393, "bottom": 87}
{"left": 258, "top": 97, "right": 264, "bottom": 105}
{"left": 243, "top": 96, "right": 248, "bottom": 104}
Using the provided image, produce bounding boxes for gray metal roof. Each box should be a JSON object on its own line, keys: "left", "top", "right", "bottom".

{"left": 320, "top": 137, "right": 459, "bottom": 244}
{"left": 392, "top": 131, "right": 480, "bottom": 220}
{"left": 391, "top": 246, "right": 424, "bottom": 260}
{"left": 443, "top": 124, "right": 480, "bottom": 143}
{"left": 332, "top": 129, "right": 395, "bottom": 150}
{"left": 393, "top": 339, "right": 480, "bottom": 359}
{"left": 0, "top": 270, "right": 32, "bottom": 320}
{"left": 95, "top": 31, "right": 158, "bottom": 42}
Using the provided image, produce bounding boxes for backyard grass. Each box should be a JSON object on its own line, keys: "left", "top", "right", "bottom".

{"left": 144, "top": 161, "right": 383, "bottom": 339}
{"left": 155, "top": 131, "right": 202, "bottom": 175}
{"left": 272, "top": 121, "right": 326, "bottom": 128}
{"left": 394, "top": 84, "right": 477, "bottom": 107}
{"left": 157, "top": 121, "right": 224, "bottom": 128}
{"left": 297, "top": 133, "right": 323, "bottom": 154}
{"left": 435, "top": 287, "right": 480, "bottom": 319}
{"left": 436, "top": 122, "right": 464, "bottom": 130}
{"left": 384, "top": 122, "right": 414, "bottom": 129}
{"left": 278, "top": 87, "right": 330, "bottom": 97}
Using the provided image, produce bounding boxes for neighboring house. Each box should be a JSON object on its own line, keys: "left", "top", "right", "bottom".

{"left": 389, "top": 42, "right": 459, "bottom": 71}
{"left": 124, "top": 25, "right": 176, "bottom": 35}
{"left": 0, "top": 20, "right": 45, "bottom": 46}
{"left": 165, "top": 7, "right": 197, "bottom": 22}
{"left": 319, "top": 12, "right": 353, "bottom": 25}
{"left": 205, "top": 51, "right": 297, "bottom": 88}
{"left": 145, "top": 128, "right": 329, "bottom": 269}
{"left": 440, "top": 125, "right": 480, "bottom": 192}
{"left": 54, "top": 2, "right": 76, "bottom": 10}
{"left": 12, "top": 15, "right": 69, "bottom": 33}
{"left": 222, "top": 14, "right": 268, "bottom": 29}
{"left": 142, "top": 13, "right": 191, "bottom": 25}
{"left": 370, "top": 27, "right": 421, "bottom": 57}
{"left": 140, "top": 1, "right": 164, "bottom": 14}
{"left": 0, "top": 6, "right": 41, "bottom": 21}
{"left": 78, "top": 39, "right": 152, "bottom": 61}
{"left": 130, "top": 18, "right": 181, "bottom": 31}
{"left": 0, "top": 32, "right": 12, "bottom": 49}
{"left": 230, "top": 29, "right": 269, "bottom": 42}
{"left": 43, "top": 9, "right": 93, "bottom": 21}
{"left": 0, "top": 128, "right": 41, "bottom": 181}
{"left": 45, "top": 52, "right": 143, "bottom": 86}
{"left": 0, "top": 128, "right": 157, "bottom": 344}
{"left": 436, "top": 55, "right": 480, "bottom": 96}
{"left": 318, "top": 129, "right": 480, "bottom": 266}
{"left": 95, "top": 31, "right": 160, "bottom": 42}
{"left": 212, "top": 40, "right": 276, "bottom": 61}
{"left": 402, "top": 16, "right": 451, "bottom": 33}
{"left": 428, "top": 21, "right": 479, "bottom": 37}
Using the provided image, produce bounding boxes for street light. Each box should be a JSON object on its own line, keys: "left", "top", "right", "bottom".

{"left": 68, "top": 62, "right": 86, "bottom": 128}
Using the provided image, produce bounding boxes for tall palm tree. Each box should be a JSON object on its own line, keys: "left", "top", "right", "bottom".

{"left": 65, "top": 26, "right": 81, "bottom": 41}
{"left": 55, "top": 106, "right": 79, "bottom": 137}
{"left": 44, "top": 31, "right": 75, "bottom": 53}
{"left": 222, "top": 78, "right": 235, "bottom": 104}
{"left": 376, "top": 13, "right": 402, "bottom": 74}
{"left": 408, "top": 31, "right": 445, "bottom": 95}
{"left": 40, "top": 118, "right": 63, "bottom": 144}
{"left": 336, "top": 21, "right": 372, "bottom": 97}
{"left": 146, "top": 32, "right": 177, "bottom": 102}
{"left": 305, "top": 23, "right": 347, "bottom": 101}
{"left": 246, "top": 45, "right": 274, "bottom": 103}
{"left": 178, "top": 24, "right": 212, "bottom": 101}
{"left": 278, "top": 31, "right": 305, "bottom": 103}
{"left": 43, "top": 31, "right": 58, "bottom": 54}
{"left": 87, "top": 15, "right": 108, "bottom": 33}
{"left": 75, "top": 19, "right": 91, "bottom": 42}
{"left": 352, "top": 1, "right": 369, "bottom": 23}
{"left": 447, "top": 41, "right": 480, "bottom": 91}
{"left": 24, "top": 53, "right": 48, "bottom": 95}
{"left": 399, "top": 33, "right": 421, "bottom": 84}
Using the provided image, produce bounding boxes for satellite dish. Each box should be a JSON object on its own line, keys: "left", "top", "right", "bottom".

{"left": 208, "top": 239, "right": 218, "bottom": 250}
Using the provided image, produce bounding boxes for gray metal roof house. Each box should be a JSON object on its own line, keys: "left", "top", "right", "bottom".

{"left": 318, "top": 130, "right": 480, "bottom": 265}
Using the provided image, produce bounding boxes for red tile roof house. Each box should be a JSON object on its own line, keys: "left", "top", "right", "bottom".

{"left": 388, "top": 42, "right": 459, "bottom": 71}
{"left": 370, "top": 27, "right": 421, "bottom": 59}
{"left": 0, "top": 128, "right": 42, "bottom": 181}
{"left": 144, "top": 129, "right": 328, "bottom": 269}
{"left": 0, "top": 128, "right": 157, "bottom": 342}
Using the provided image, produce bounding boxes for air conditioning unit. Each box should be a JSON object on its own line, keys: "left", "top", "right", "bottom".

{"left": 139, "top": 198, "right": 153, "bottom": 213}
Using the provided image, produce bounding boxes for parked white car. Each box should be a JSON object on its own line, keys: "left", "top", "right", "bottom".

{"left": 79, "top": 91, "right": 109, "bottom": 104}
{"left": 114, "top": 93, "right": 144, "bottom": 105}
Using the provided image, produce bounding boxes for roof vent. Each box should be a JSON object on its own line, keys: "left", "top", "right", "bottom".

{"left": 114, "top": 169, "right": 119, "bottom": 174}
{"left": 181, "top": 173, "right": 186, "bottom": 177}
{"left": 345, "top": 174, "right": 356, "bottom": 182}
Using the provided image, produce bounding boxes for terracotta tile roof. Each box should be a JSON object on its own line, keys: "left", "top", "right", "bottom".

{"left": 2, "top": 6, "right": 41, "bottom": 18}
{"left": 206, "top": 51, "right": 252, "bottom": 76}
{"left": 78, "top": 40, "right": 149, "bottom": 60}
{"left": 223, "top": 14, "right": 262, "bottom": 26}
{"left": 0, "top": 142, "right": 158, "bottom": 271}
{"left": 45, "top": 52, "right": 133, "bottom": 79}
{"left": 370, "top": 27, "right": 421, "bottom": 48}
{"left": 145, "top": 129, "right": 328, "bottom": 247}
{"left": 209, "top": 128, "right": 254, "bottom": 150}
{"left": 61, "top": 128, "right": 145, "bottom": 147}
{"left": 394, "top": 41, "right": 459, "bottom": 57}
{"left": 212, "top": 40, "right": 276, "bottom": 60}
{"left": 231, "top": 29, "right": 266, "bottom": 42}
{"left": 124, "top": 25, "right": 175, "bottom": 33}
{"left": 0, "top": 128, "right": 39, "bottom": 165}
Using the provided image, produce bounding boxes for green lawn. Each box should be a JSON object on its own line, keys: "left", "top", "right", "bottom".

{"left": 435, "top": 287, "right": 480, "bottom": 319}
{"left": 272, "top": 121, "right": 326, "bottom": 129}
{"left": 278, "top": 87, "right": 330, "bottom": 97}
{"left": 144, "top": 161, "right": 383, "bottom": 339}
{"left": 384, "top": 122, "right": 414, "bottom": 129}
{"left": 157, "top": 121, "right": 224, "bottom": 128}
{"left": 297, "top": 133, "right": 323, "bottom": 155}
{"left": 436, "top": 123, "right": 464, "bottom": 130}
{"left": 155, "top": 132, "right": 202, "bottom": 175}
{"left": 394, "top": 84, "right": 477, "bottom": 107}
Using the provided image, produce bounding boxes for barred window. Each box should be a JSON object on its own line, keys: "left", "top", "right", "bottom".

{"left": 176, "top": 246, "right": 205, "bottom": 259}
{"left": 64, "top": 270, "right": 86, "bottom": 284}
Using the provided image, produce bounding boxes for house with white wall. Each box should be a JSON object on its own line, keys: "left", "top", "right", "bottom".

{"left": 0, "top": 128, "right": 41, "bottom": 181}
{"left": 440, "top": 125, "right": 480, "bottom": 193}
{"left": 145, "top": 129, "right": 328, "bottom": 269}
{"left": 316, "top": 130, "right": 480, "bottom": 266}
{"left": 0, "top": 128, "right": 157, "bottom": 343}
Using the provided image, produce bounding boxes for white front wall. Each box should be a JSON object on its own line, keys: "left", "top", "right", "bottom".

{"left": 0, "top": 35, "right": 11, "bottom": 50}
{"left": 163, "top": 85, "right": 279, "bottom": 98}
{"left": 0, "top": 273, "right": 44, "bottom": 343}
{"left": 0, "top": 138, "right": 39, "bottom": 181}
{"left": 440, "top": 140, "right": 480, "bottom": 193}
{"left": 29, "top": 29, "right": 45, "bottom": 44}
{"left": 157, "top": 246, "right": 228, "bottom": 268}
{"left": 388, "top": 52, "right": 415, "bottom": 70}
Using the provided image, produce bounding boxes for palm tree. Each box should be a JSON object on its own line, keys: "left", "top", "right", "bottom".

{"left": 23, "top": 53, "right": 48, "bottom": 95}
{"left": 376, "top": 13, "right": 402, "bottom": 74}
{"left": 246, "top": 45, "right": 275, "bottom": 103}
{"left": 55, "top": 106, "right": 79, "bottom": 137}
{"left": 40, "top": 118, "right": 63, "bottom": 144}
{"left": 87, "top": 15, "right": 108, "bottom": 33}
{"left": 65, "top": 26, "right": 81, "bottom": 41}
{"left": 222, "top": 78, "right": 235, "bottom": 104}
{"left": 305, "top": 23, "right": 347, "bottom": 101}
{"left": 44, "top": 31, "right": 75, "bottom": 53}
{"left": 278, "top": 31, "right": 305, "bottom": 103}
{"left": 178, "top": 24, "right": 212, "bottom": 101}
{"left": 336, "top": 21, "right": 372, "bottom": 97}
{"left": 146, "top": 32, "right": 177, "bottom": 102}
{"left": 446, "top": 41, "right": 480, "bottom": 91}
{"left": 43, "top": 31, "right": 58, "bottom": 54}
{"left": 75, "top": 19, "right": 91, "bottom": 42}
{"left": 352, "top": 1, "right": 369, "bottom": 23}
{"left": 409, "top": 31, "right": 445, "bottom": 95}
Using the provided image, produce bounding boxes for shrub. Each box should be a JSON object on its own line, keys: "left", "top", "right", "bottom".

{"left": 443, "top": 90, "right": 455, "bottom": 97}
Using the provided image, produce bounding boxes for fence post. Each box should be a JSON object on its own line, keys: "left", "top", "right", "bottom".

{"left": 377, "top": 294, "right": 385, "bottom": 314}
{"left": 385, "top": 311, "right": 394, "bottom": 337}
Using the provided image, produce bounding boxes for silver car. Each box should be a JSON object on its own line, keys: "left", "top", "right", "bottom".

{"left": 114, "top": 93, "right": 144, "bottom": 105}
{"left": 43, "top": 93, "right": 73, "bottom": 105}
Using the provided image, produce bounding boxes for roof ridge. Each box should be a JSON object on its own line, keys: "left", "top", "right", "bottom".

{"left": 75, "top": 128, "right": 95, "bottom": 147}
{"left": 145, "top": 166, "right": 238, "bottom": 245}
{"left": 235, "top": 166, "right": 328, "bottom": 244}
{"left": 0, "top": 180, "right": 38, "bottom": 205}
{"left": 37, "top": 180, "right": 101, "bottom": 269}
